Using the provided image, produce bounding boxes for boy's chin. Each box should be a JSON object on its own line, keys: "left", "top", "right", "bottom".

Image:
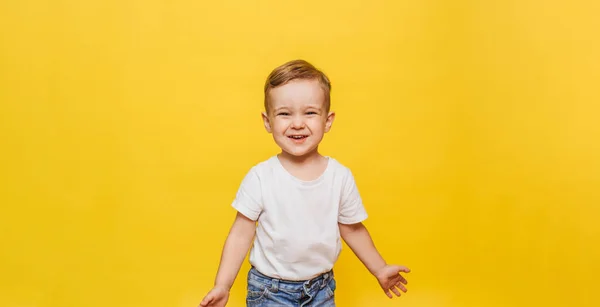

{"left": 279, "top": 147, "right": 320, "bottom": 159}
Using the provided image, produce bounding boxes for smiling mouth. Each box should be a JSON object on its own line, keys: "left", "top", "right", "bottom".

{"left": 288, "top": 135, "right": 308, "bottom": 140}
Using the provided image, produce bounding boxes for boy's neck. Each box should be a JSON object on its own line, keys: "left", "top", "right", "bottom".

{"left": 277, "top": 150, "right": 325, "bottom": 167}
{"left": 277, "top": 149, "right": 329, "bottom": 182}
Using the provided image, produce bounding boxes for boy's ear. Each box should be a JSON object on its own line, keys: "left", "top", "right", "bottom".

{"left": 262, "top": 112, "right": 272, "bottom": 133}
{"left": 325, "top": 111, "right": 335, "bottom": 133}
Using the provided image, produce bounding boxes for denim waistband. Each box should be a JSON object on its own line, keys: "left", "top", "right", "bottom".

{"left": 248, "top": 267, "right": 334, "bottom": 292}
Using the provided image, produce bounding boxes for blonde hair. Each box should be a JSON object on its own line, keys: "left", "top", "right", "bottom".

{"left": 263, "top": 59, "right": 331, "bottom": 113}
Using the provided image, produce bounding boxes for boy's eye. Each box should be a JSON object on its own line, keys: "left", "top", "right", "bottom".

{"left": 277, "top": 112, "right": 290, "bottom": 116}
{"left": 306, "top": 111, "right": 317, "bottom": 115}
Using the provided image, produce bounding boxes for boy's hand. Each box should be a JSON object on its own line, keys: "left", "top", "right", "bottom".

{"left": 374, "top": 265, "right": 410, "bottom": 298}
{"left": 199, "top": 286, "right": 229, "bottom": 307}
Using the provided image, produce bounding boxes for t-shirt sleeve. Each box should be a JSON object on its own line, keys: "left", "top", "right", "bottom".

{"left": 231, "top": 167, "right": 263, "bottom": 221}
{"left": 338, "top": 168, "right": 368, "bottom": 224}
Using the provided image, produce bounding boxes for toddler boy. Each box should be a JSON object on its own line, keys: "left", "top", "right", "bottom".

{"left": 199, "top": 59, "right": 410, "bottom": 307}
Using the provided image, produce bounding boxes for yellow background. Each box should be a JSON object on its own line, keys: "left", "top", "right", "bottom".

{"left": 1, "top": 1, "right": 599, "bottom": 306}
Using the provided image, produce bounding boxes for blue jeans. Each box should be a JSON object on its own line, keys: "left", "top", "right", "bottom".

{"left": 246, "top": 267, "right": 336, "bottom": 307}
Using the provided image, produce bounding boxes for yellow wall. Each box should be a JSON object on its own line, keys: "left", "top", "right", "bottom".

{"left": 1, "top": 1, "right": 598, "bottom": 306}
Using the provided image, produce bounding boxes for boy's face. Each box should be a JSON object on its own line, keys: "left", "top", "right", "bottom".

{"left": 262, "top": 79, "right": 335, "bottom": 158}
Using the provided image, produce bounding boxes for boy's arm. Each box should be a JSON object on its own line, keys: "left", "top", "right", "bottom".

{"left": 199, "top": 212, "right": 256, "bottom": 307}
{"left": 213, "top": 212, "right": 256, "bottom": 290}
{"left": 338, "top": 222, "right": 386, "bottom": 275}
{"left": 339, "top": 222, "right": 410, "bottom": 298}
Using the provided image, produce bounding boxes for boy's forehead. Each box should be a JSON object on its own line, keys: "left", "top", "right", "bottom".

{"left": 269, "top": 79, "right": 326, "bottom": 108}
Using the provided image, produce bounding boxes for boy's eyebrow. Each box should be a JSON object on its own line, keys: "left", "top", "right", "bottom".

{"left": 304, "top": 105, "right": 324, "bottom": 111}
{"left": 272, "top": 104, "right": 323, "bottom": 112}
{"left": 273, "top": 106, "right": 289, "bottom": 112}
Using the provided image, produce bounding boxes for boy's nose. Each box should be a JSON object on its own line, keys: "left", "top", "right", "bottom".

{"left": 291, "top": 116, "right": 305, "bottom": 128}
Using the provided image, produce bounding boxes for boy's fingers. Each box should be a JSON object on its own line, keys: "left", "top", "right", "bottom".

{"left": 390, "top": 276, "right": 402, "bottom": 287}
{"left": 390, "top": 286, "right": 402, "bottom": 297}
{"left": 199, "top": 295, "right": 213, "bottom": 306}
{"left": 388, "top": 265, "right": 410, "bottom": 275}
{"left": 396, "top": 281, "right": 407, "bottom": 292}
{"left": 384, "top": 288, "right": 393, "bottom": 298}
{"left": 397, "top": 265, "right": 411, "bottom": 273}
{"left": 398, "top": 274, "right": 408, "bottom": 284}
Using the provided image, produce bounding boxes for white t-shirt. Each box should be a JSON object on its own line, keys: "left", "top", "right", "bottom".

{"left": 231, "top": 155, "right": 368, "bottom": 281}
